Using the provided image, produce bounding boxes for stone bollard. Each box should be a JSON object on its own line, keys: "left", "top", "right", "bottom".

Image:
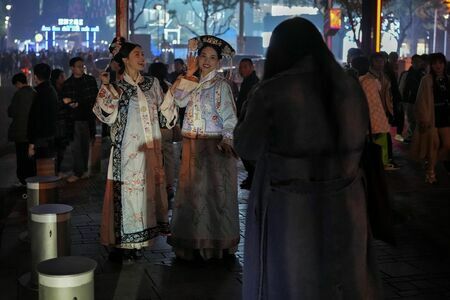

{"left": 19, "top": 204, "right": 73, "bottom": 289}
{"left": 37, "top": 256, "right": 97, "bottom": 300}
{"left": 36, "top": 158, "right": 56, "bottom": 176}
{"left": 89, "top": 134, "right": 102, "bottom": 175}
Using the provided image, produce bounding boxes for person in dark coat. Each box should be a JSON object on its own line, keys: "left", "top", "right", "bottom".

{"left": 401, "top": 54, "right": 426, "bottom": 142}
{"left": 62, "top": 57, "right": 99, "bottom": 182}
{"left": 27, "top": 63, "right": 57, "bottom": 162}
{"left": 8, "top": 73, "right": 36, "bottom": 186}
{"left": 236, "top": 58, "right": 259, "bottom": 189}
{"left": 234, "top": 17, "right": 381, "bottom": 299}
{"left": 50, "top": 69, "right": 72, "bottom": 176}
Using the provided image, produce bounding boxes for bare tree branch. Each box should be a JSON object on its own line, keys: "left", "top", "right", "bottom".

{"left": 134, "top": 0, "right": 150, "bottom": 23}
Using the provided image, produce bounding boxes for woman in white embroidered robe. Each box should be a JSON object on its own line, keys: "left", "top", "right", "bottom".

{"left": 93, "top": 42, "right": 173, "bottom": 261}
{"left": 164, "top": 36, "right": 240, "bottom": 260}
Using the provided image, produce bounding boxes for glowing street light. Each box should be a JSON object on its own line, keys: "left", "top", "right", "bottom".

{"left": 5, "top": 4, "right": 12, "bottom": 10}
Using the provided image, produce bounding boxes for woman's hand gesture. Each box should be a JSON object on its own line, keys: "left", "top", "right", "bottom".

{"left": 186, "top": 53, "right": 198, "bottom": 77}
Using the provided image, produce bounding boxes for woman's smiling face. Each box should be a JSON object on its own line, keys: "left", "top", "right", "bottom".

{"left": 198, "top": 46, "right": 220, "bottom": 76}
{"left": 123, "top": 46, "right": 145, "bottom": 72}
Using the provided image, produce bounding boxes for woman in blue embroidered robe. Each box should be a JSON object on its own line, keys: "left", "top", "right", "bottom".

{"left": 94, "top": 42, "right": 174, "bottom": 258}
{"left": 163, "top": 36, "right": 240, "bottom": 260}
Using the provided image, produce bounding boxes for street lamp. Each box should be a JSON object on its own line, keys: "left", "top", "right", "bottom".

{"left": 5, "top": 4, "right": 12, "bottom": 11}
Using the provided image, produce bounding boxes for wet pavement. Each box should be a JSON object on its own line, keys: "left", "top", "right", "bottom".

{"left": 0, "top": 137, "right": 450, "bottom": 299}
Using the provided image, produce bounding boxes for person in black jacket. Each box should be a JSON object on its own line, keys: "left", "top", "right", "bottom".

{"left": 63, "top": 57, "right": 99, "bottom": 182}
{"left": 8, "top": 73, "right": 36, "bottom": 186}
{"left": 236, "top": 58, "right": 259, "bottom": 189}
{"left": 402, "top": 54, "right": 426, "bottom": 142}
{"left": 27, "top": 63, "right": 57, "bottom": 163}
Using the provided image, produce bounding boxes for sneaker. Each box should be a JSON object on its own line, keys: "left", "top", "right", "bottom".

{"left": 66, "top": 175, "right": 80, "bottom": 183}
{"left": 394, "top": 134, "right": 405, "bottom": 142}
{"left": 384, "top": 163, "right": 400, "bottom": 171}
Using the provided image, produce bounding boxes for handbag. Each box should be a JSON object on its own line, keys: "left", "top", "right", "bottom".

{"left": 361, "top": 126, "right": 396, "bottom": 245}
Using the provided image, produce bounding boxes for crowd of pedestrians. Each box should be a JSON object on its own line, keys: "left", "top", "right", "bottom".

{"left": 345, "top": 46, "right": 450, "bottom": 184}
{"left": 6, "top": 16, "right": 450, "bottom": 300}
{"left": 0, "top": 48, "right": 110, "bottom": 84}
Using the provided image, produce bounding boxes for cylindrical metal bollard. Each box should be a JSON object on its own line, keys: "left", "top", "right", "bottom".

{"left": 36, "top": 157, "right": 56, "bottom": 176}
{"left": 37, "top": 256, "right": 97, "bottom": 300}
{"left": 89, "top": 134, "right": 102, "bottom": 174}
{"left": 26, "top": 176, "right": 60, "bottom": 209}
{"left": 29, "top": 204, "right": 73, "bottom": 287}
{"left": 20, "top": 176, "right": 60, "bottom": 244}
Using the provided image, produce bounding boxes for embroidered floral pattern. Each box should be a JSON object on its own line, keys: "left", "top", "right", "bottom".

{"left": 96, "top": 76, "right": 167, "bottom": 245}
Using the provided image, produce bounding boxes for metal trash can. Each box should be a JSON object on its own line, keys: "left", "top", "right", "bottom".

{"left": 26, "top": 176, "right": 60, "bottom": 210}
{"left": 36, "top": 157, "right": 56, "bottom": 176}
{"left": 37, "top": 256, "right": 97, "bottom": 300}
{"left": 29, "top": 204, "right": 73, "bottom": 287}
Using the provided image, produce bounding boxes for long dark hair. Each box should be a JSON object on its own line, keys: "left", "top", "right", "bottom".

{"left": 429, "top": 53, "right": 449, "bottom": 100}
{"left": 50, "top": 68, "right": 64, "bottom": 90}
{"left": 147, "top": 62, "right": 169, "bottom": 93}
{"left": 263, "top": 17, "right": 344, "bottom": 97}
{"left": 113, "top": 42, "right": 141, "bottom": 75}
{"left": 264, "top": 17, "right": 351, "bottom": 148}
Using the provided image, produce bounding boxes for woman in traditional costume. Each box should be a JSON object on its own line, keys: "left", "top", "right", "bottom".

{"left": 94, "top": 42, "right": 174, "bottom": 261}
{"left": 163, "top": 36, "right": 240, "bottom": 260}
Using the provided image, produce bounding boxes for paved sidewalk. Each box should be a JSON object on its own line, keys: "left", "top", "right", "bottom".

{"left": 0, "top": 140, "right": 450, "bottom": 299}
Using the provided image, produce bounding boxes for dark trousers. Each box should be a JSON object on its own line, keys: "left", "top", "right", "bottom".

{"left": 55, "top": 137, "right": 67, "bottom": 173}
{"left": 35, "top": 138, "right": 55, "bottom": 159}
{"left": 72, "top": 121, "right": 91, "bottom": 177}
{"left": 403, "top": 103, "right": 416, "bottom": 140}
{"left": 395, "top": 104, "right": 405, "bottom": 135}
{"left": 15, "top": 142, "right": 35, "bottom": 184}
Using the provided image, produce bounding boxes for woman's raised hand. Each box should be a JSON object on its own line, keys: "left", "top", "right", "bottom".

{"left": 186, "top": 53, "right": 198, "bottom": 77}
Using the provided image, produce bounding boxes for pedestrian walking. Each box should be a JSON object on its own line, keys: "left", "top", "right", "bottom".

{"left": 360, "top": 53, "right": 398, "bottom": 170}
{"left": 236, "top": 58, "right": 259, "bottom": 190}
{"left": 164, "top": 35, "right": 240, "bottom": 261}
{"left": 7, "top": 72, "right": 36, "bottom": 186}
{"left": 62, "top": 57, "right": 99, "bottom": 182}
{"left": 50, "top": 69, "right": 72, "bottom": 177}
{"left": 411, "top": 53, "right": 450, "bottom": 184}
{"left": 27, "top": 63, "right": 57, "bottom": 164}
{"left": 94, "top": 42, "right": 173, "bottom": 261}
{"left": 401, "top": 54, "right": 426, "bottom": 143}
{"left": 234, "top": 17, "right": 382, "bottom": 299}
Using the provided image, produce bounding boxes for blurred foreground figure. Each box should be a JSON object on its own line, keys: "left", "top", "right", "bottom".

{"left": 234, "top": 17, "right": 382, "bottom": 299}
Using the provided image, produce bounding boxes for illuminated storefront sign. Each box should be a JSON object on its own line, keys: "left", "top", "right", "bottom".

{"left": 41, "top": 24, "right": 99, "bottom": 33}
{"left": 39, "top": 18, "right": 100, "bottom": 49}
